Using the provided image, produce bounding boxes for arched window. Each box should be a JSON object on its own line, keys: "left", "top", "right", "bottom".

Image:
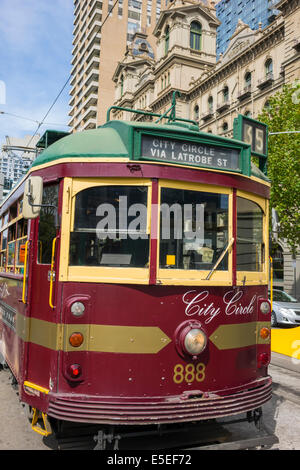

{"left": 165, "top": 25, "right": 170, "bottom": 55}
{"left": 190, "top": 21, "right": 202, "bottom": 51}
{"left": 245, "top": 72, "right": 252, "bottom": 89}
{"left": 208, "top": 96, "right": 213, "bottom": 112}
{"left": 265, "top": 59, "right": 273, "bottom": 78}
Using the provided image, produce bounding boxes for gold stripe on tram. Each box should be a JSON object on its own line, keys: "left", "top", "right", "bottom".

{"left": 14, "top": 311, "right": 270, "bottom": 353}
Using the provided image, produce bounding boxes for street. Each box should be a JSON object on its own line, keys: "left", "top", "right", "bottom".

{"left": 0, "top": 357, "right": 299, "bottom": 451}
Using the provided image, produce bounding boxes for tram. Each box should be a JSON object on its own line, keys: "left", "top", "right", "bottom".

{"left": 0, "top": 100, "right": 272, "bottom": 447}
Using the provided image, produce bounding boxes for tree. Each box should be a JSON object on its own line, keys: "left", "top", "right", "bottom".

{"left": 258, "top": 83, "right": 300, "bottom": 256}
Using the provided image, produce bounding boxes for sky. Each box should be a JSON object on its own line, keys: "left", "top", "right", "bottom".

{"left": 0, "top": 0, "right": 74, "bottom": 147}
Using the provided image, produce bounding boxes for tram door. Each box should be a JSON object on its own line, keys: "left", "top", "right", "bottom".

{"left": 25, "top": 183, "right": 60, "bottom": 389}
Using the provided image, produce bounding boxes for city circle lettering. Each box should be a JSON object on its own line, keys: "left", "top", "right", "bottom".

{"left": 182, "top": 289, "right": 256, "bottom": 323}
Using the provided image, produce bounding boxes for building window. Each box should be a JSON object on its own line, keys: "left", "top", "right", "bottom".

{"left": 236, "top": 197, "right": 264, "bottom": 272}
{"left": 271, "top": 243, "right": 284, "bottom": 281}
{"left": 165, "top": 25, "right": 170, "bottom": 55}
{"left": 245, "top": 110, "right": 252, "bottom": 117}
{"left": 208, "top": 96, "right": 213, "bottom": 112}
{"left": 265, "top": 58, "right": 273, "bottom": 78}
{"left": 190, "top": 21, "right": 202, "bottom": 51}
{"left": 222, "top": 122, "right": 228, "bottom": 132}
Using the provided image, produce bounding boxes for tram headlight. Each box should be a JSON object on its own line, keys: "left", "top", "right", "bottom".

{"left": 71, "top": 301, "right": 85, "bottom": 317}
{"left": 184, "top": 328, "right": 207, "bottom": 356}
{"left": 69, "top": 332, "right": 84, "bottom": 348}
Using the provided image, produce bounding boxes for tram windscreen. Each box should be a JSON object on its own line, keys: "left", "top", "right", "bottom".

{"left": 159, "top": 188, "right": 229, "bottom": 270}
{"left": 236, "top": 197, "right": 264, "bottom": 271}
{"left": 69, "top": 185, "right": 149, "bottom": 267}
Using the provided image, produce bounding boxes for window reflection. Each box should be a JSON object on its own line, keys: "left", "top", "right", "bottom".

{"left": 236, "top": 197, "right": 264, "bottom": 271}
{"left": 69, "top": 186, "right": 149, "bottom": 268}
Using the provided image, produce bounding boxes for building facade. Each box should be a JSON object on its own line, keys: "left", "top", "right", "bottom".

{"left": 0, "top": 135, "right": 40, "bottom": 199}
{"left": 112, "top": 0, "right": 299, "bottom": 137}
{"left": 111, "top": 0, "right": 300, "bottom": 297}
{"left": 68, "top": 0, "right": 300, "bottom": 296}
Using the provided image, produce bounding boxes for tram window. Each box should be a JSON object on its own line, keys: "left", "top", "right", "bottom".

{"left": 69, "top": 185, "right": 149, "bottom": 268}
{"left": 9, "top": 203, "right": 18, "bottom": 221}
{"left": 0, "top": 229, "right": 8, "bottom": 271}
{"left": 236, "top": 197, "right": 264, "bottom": 271}
{"left": 2, "top": 229, "right": 8, "bottom": 251}
{"left": 3, "top": 212, "right": 8, "bottom": 226}
{"left": 7, "top": 241, "right": 16, "bottom": 267}
{"left": 38, "top": 184, "right": 59, "bottom": 264}
{"left": 159, "top": 188, "right": 229, "bottom": 270}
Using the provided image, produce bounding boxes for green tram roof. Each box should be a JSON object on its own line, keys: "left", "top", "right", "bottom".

{"left": 31, "top": 120, "right": 269, "bottom": 181}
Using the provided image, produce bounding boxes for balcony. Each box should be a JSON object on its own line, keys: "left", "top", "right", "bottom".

{"left": 201, "top": 109, "right": 214, "bottom": 121}
{"left": 292, "top": 39, "right": 300, "bottom": 52}
{"left": 257, "top": 72, "right": 274, "bottom": 89}
{"left": 238, "top": 85, "right": 252, "bottom": 101}
{"left": 216, "top": 98, "right": 230, "bottom": 113}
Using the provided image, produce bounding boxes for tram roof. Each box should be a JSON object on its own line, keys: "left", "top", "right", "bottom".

{"left": 31, "top": 120, "right": 269, "bottom": 181}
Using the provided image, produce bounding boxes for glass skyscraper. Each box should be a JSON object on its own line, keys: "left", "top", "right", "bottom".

{"left": 215, "top": 0, "right": 280, "bottom": 57}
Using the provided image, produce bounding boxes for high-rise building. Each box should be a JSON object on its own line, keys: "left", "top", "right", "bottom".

{"left": 215, "top": 0, "right": 280, "bottom": 57}
{"left": 69, "top": 0, "right": 167, "bottom": 132}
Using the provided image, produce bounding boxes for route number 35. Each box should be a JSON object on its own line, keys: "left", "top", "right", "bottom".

{"left": 244, "top": 123, "right": 265, "bottom": 154}
{"left": 173, "top": 363, "right": 206, "bottom": 384}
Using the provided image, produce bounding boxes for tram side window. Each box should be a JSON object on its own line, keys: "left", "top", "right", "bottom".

{"left": 159, "top": 188, "right": 229, "bottom": 270}
{"left": 38, "top": 184, "right": 59, "bottom": 264}
{"left": 0, "top": 199, "right": 28, "bottom": 274}
{"left": 69, "top": 185, "right": 149, "bottom": 267}
{"left": 236, "top": 197, "right": 264, "bottom": 271}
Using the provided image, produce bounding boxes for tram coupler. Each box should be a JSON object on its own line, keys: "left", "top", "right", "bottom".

{"left": 31, "top": 408, "right": 52, "bottom": 437}
{"left": 94, "top": 429, "right": 121, "bottom": 450}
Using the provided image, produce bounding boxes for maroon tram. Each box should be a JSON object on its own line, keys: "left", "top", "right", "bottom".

{"left": 0, "top": 106, "right": 272, "bottom": 447}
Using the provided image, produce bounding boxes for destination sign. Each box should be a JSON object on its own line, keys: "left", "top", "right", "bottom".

{"left": 141, "top": 135, "right": 240, "bottom": 171}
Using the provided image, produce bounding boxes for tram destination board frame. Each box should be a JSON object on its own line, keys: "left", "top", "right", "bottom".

{"left": 135, "top": 130, "right": 251, "bottom": 176}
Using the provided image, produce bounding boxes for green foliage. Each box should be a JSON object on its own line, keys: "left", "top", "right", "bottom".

{"left": 258, "top": 83, "right": 300, "bottom": 255}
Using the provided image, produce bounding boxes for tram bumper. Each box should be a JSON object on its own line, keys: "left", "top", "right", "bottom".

{"left": 47, "top": 376, "right": 272, "bottom": 425}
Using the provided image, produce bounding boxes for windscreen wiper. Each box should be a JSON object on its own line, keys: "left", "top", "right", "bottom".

{"left": 204, "top": 238, "right": 235, "bottom": 280}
